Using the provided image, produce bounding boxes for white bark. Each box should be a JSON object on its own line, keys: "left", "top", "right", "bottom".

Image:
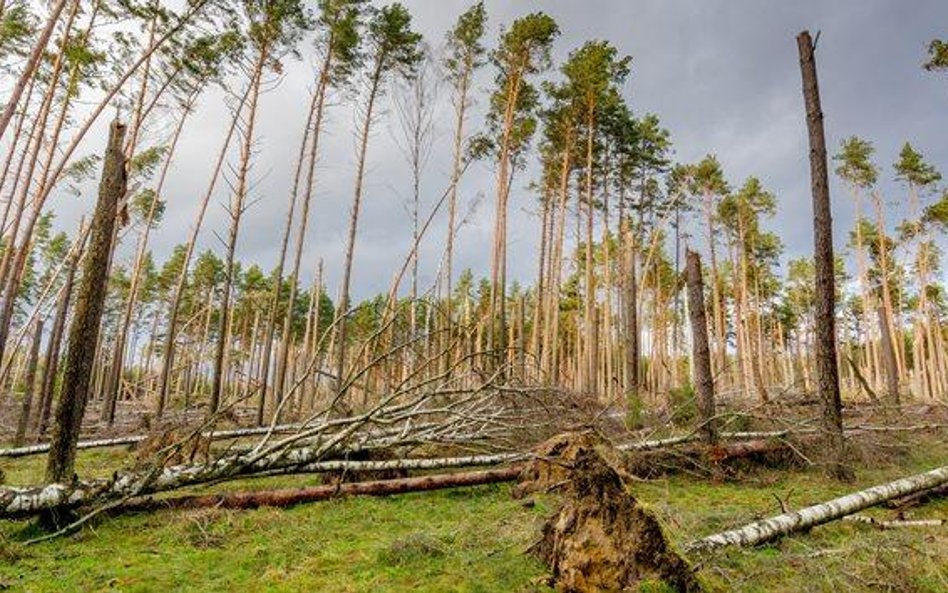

{"left": 685, "top": 464, "right": 948, "bottom": 552}
{"left": 0, "top": 448, "right": 523, "bottom": 518}
{"left": 843, "top": 515, "right": 946, "bottom": 529}
{"left": 258, "top": 452, "right": 523, "bottom": 476}
{"left": 0, "top": 424, "right": 305, "bottom": 458}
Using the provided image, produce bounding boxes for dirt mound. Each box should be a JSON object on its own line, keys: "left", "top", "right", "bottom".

{"left": 527, "top": 433, "right": 701, "bottom": 593}
{"left": 514, "top": 431, "right": 628, "bottom": 498}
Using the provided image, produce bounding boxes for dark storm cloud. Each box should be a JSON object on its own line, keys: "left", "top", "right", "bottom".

{"left": 56, "top": 0, "right": 947, "bottom": 299}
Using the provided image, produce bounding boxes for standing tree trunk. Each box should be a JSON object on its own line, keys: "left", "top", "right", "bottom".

{"left": 273, "top": 64, "right": 333, "bottom": 413}
{"left": 443, "top": 53, "right": 475, "bottom": 344}
{"left": 45, "top": 119, "right": 126, "bottom": 483}
{"left": 154, "top": 84, "right": 250, "bottom": 419}
{"left": 877, "top": 304, "right": 900, "bottom": 404}
{"left": 333, "top": 56, "right": 385, "bottom": 399}
{"left": 36, "top": 253, "right": 78, "bottom": 436}
{"left": 626, "top": 219, "right": 640, "bottom": 394}
{"left": 101, "top": 89, "right": 192, "bottom": 425}
{"left": 0, "top": 0, "right": 69, "bottom": 142}
{"left": 797, "top": 31, "right": 848, "bottom": 480}
{"left": 209, "top": 50, "right": 267, "bottom": 418}
{"left": 14, "top": 319, "right": 44, "bottom": 446}
{"left": 685, "top": 249, "right": 716, "bottom": 444}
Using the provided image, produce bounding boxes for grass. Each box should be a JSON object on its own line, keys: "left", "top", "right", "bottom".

{"left": 635, "top": 437, "right": 948, "bottom": 593}
{"left": 0, "top": 478, "right": 553, "bottom": 592}
{"left": 0, "top": 436, "right": 946, "bottom": 592}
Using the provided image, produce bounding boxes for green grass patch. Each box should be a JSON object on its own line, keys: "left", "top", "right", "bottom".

{"left": 1, "top": 437, "right": 946, "bottom": 591}
{"left": 0, "top": 481, "right": 553, "bottom": 592}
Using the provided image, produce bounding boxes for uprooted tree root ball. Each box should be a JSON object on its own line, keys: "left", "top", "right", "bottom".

{"left": 523, "top": 433, "right": 702, "bottom": 593}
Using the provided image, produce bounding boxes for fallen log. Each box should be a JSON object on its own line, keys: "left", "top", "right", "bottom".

{"left": 114, "top": 466, "right": 523, "bottom": 513}
{"left": 684, "top": 464, "right": 948, "bottom": 553}
{"left": 883, "top": 482, "right": 948, "bottom": 510}
{"left": 4, "top": 422, "right": 941, "bottom": 520}
{"left": 0, "top": 430, "right": 820, "bottom": 519}
{"left": 627, "top": 437, "right": 808, "bottom": 479}
{"left": 0, "top": 450, "right": 524, "bottom": 519}
{"left": 842, "top": 515, "right": 946, "bottom": 529}
{"left": 0, "top": 424, "right": 305, "bottom": 458}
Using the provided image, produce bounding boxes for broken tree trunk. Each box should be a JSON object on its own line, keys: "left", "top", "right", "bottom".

{"left": 797, "top": 30, "right": 847, "bottom": 480}
{"left": 114, "top": 466, "right": 522, "bottom": 514}
{"left": 685, "top": 249, "right": 717, "bottom": 444}
{"left": 684, "top": 464, "right": 948, "bottom": 553}
{"left": 45, "top": 119, "right": 127, "bottom": 483}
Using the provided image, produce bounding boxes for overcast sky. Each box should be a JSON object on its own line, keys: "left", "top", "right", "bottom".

{"left": 56, "top": 0, "right": 948, "bottom": 300}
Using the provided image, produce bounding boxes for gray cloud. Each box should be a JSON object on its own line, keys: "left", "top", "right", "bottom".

{"left": 49, "top": 0, "right": 948, "bottom": 299}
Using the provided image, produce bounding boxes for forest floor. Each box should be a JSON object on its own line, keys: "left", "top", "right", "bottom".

{"left": 0, "top": 433, "right": 946, "bottom": 592}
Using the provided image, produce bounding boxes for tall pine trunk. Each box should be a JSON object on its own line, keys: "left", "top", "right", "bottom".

{"left": 797, "top": 31, "right": 848, "bottom": 480}
{"left": 46, "top": 119, "right": 126, "bottom": 483}
{"left": 209, "top": 51, "right": 267, "bottom": 417}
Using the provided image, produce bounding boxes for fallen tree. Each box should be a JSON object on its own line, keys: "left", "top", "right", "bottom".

{"left": 0, "top": 422, "right": 918, "bottom": 520}
{"left": 0, "top": 427, "right": 814, "bottom": 520}
{"left": 114, "top": 466, "right": 523, "bottom": 513}
{"left": 0, "top": 434, "right": 517, "bottom": 519}
{"left": 0, "top": 378, "right": 597, "bottom": 519}
{"left": 0, "top": 424, "right": 306, "bottom": 458}
{"left": 684, "top": 464, "right": 948, "bottom": 553}
{"left": 3, "top": 404, "right": 944, "bottom": 522}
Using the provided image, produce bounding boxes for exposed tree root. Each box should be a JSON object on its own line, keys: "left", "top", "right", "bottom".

{"left": 527, "top": 432, "right": 702, "bottom": 593}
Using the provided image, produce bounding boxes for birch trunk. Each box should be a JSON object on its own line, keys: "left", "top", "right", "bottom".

{"left": 686, "top": 464, "right": 948, "bottom": 552}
